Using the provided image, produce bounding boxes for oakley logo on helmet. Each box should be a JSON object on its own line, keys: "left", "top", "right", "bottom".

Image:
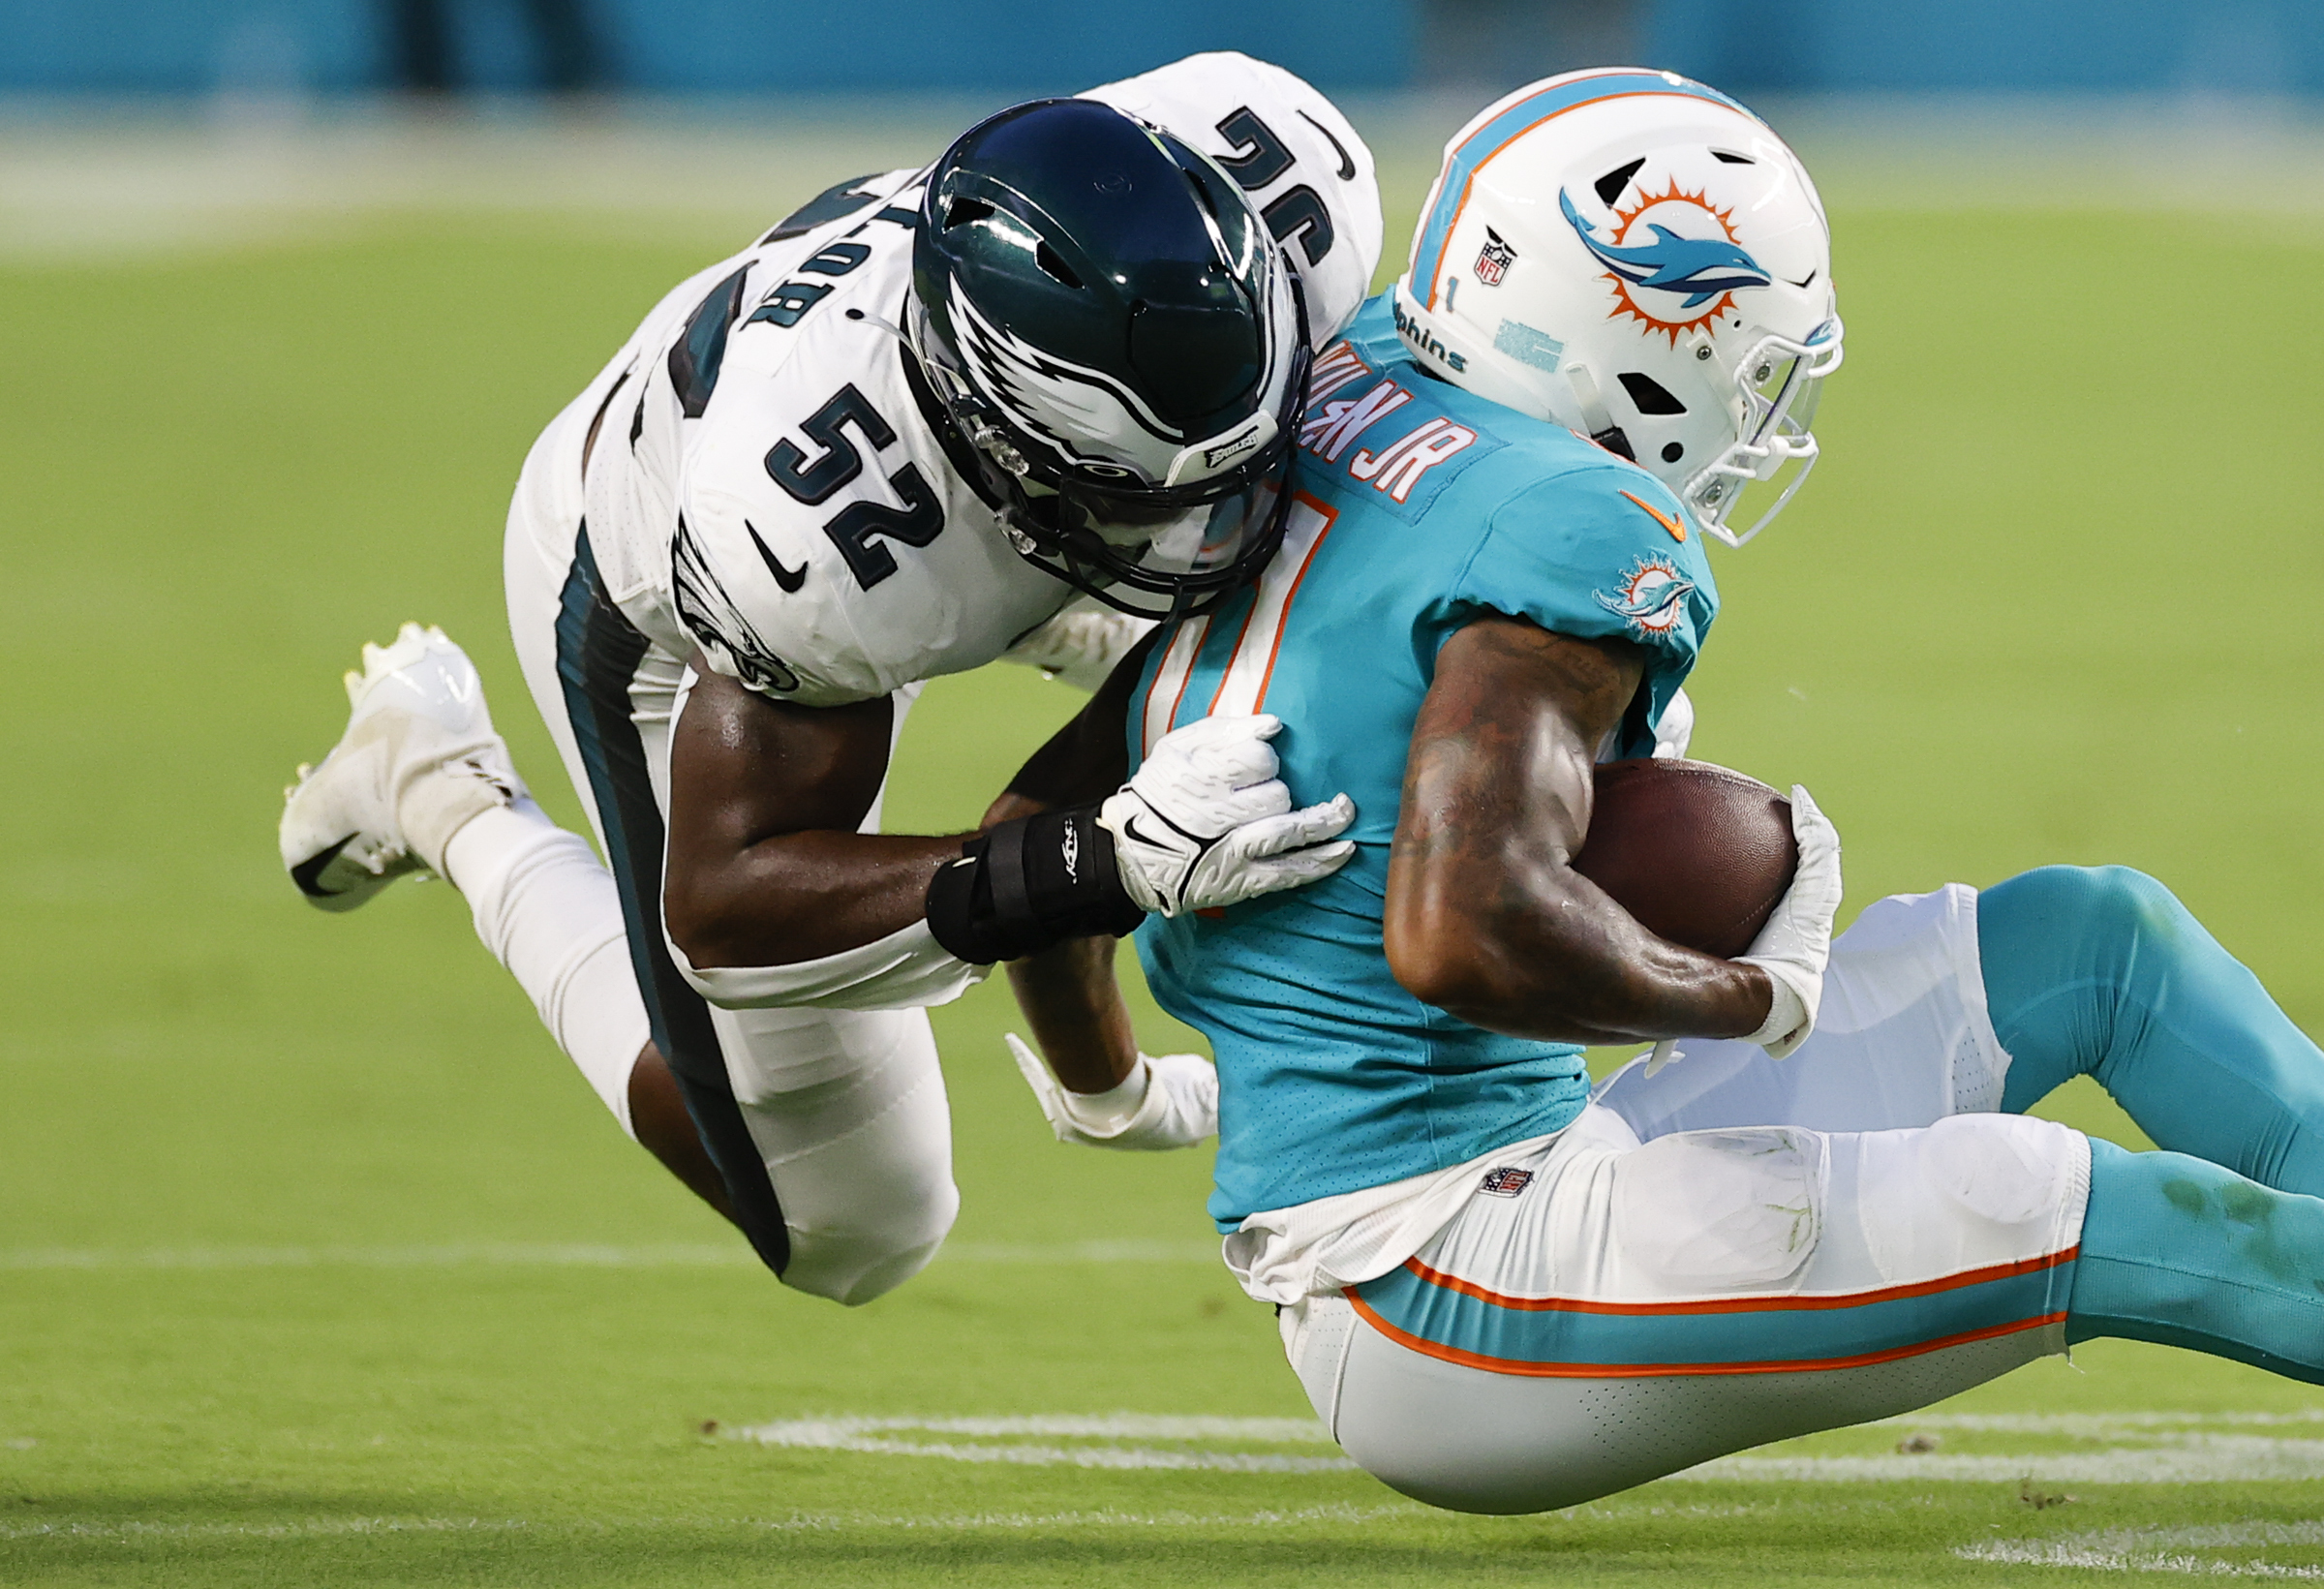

{"left": 1474, "top": 228, "right": 1516, "bottom": 287}
{"left": 1204, "top": 421, "right": 1264, "bottom": 470}
{"left": 1559, "top": 184, "right": 1771, "bottom": 342}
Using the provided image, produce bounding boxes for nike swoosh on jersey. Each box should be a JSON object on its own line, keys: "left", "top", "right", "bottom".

{"left": 1619, "top": 490, "right": 1687, "bottom": 543}
{"left": 745, "top": 519, "right": 809, "bottom": 592}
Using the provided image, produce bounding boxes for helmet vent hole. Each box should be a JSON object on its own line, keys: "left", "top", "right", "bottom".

{"left": 1181, "top": 169, "right": 1221, "bottom": 224}
{"left": 1616, "top": 372, "right": 1688, "bottom": 415}
{"left": 1034, "top": 242, "right": 1083, "bottom": 289}
{"left": 1594, "top": 159, "right": 1645, "bottom": 207}
{"left": 1662, "top": 442, "right": 1685, "bottom": 463}
{"left": 943, "top": 198, "right": 994, "bottom": 229}
{"left": 1711, "top": 149, "right": 1757, "bottom": 165}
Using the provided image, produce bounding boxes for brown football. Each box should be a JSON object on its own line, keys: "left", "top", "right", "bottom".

{"left": 1572, "top": 759, "right": 1798, "bottom": 960}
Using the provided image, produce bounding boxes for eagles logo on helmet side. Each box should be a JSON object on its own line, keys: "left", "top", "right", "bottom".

{"left": 905, "top": 97, "right": 1313, "bottom": 622}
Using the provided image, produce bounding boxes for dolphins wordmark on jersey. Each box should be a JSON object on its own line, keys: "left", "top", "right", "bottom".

{"left": 566, "top": 50, "right": 1385, "bottom": 708}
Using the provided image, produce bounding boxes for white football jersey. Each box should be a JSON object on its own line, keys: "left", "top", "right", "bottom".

{"left": 571, "top": 51, "right": 1382, "bottom": 707}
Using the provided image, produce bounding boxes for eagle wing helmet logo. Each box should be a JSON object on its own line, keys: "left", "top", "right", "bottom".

{"left": 948, "top": 281, "right": 1189, "bottom": 478}
{"left": 1559, "top": 184, "right": 1771, "bottom": 342}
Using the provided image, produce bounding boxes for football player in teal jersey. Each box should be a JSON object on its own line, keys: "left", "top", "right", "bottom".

{"left": 938, "top": 70, "right": 2324, "bottom": 1514}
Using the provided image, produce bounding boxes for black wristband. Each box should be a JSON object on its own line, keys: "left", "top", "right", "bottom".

{"left": 924, "top": 805, "right": 1147, "bottom": 963}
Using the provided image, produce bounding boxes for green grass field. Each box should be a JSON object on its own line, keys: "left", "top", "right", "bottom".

{"left": 7, "top": 141, "right": 2324, "bottom": 1586}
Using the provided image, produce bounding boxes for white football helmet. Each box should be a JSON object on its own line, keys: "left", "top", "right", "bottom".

{"left": 1391, "top": 68, "right": 1842, "bottom": 545}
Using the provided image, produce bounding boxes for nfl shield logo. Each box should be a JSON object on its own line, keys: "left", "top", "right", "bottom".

{"left": 1474, "top": 228, "right": 1516, "bottom": 287}
{"left": 1480, "top": 1166, "right": 1534, "bottom": 1197}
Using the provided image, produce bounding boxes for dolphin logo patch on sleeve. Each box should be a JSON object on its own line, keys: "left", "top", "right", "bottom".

{"left": 1593, "top": 554, "right": 1697, "bottom": 642}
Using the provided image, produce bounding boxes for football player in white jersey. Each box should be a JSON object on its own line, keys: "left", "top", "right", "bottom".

{"left": 278, "top": 52, "right": 1381, "bottom": 1304}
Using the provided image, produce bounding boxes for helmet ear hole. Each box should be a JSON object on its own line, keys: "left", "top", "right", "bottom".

{"left": 1616, "top": 372, "right": 1688, "bottom": 415}
{"left": 1594, "top": 158, "right": 1644, "bottom": 206}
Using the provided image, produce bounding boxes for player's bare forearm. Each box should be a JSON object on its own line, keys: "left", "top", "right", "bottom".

{"left": 1384, "top": 617, "right": 1773, "bottom": 1044}
{"left": 989, "top": 636, "right": 1155, "bottom": 1092}
{"left": 1006, "top": 938, "right": 1140, "bottom": 1093}
{"left": 992, "top": 628, "right": 1155, "bottom": 816}
{"left": 663, "top": 664, "right": 970, "bottom": 969}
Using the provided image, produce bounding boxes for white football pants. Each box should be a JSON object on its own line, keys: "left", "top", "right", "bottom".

{"left": 1283, "top": 886, "right": 2091, "bottom": 1513}
{"left": 489, "top": 360, "right": 955, "bottom": 1307}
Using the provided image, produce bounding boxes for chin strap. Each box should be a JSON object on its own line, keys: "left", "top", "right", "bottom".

{"left": 1565, "top": 366, "right": 1635, "bottom": 461}
{"left": 925, "top": 806, "right": 1147, "bottom": 964}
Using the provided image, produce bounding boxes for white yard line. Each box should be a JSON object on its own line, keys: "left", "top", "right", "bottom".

{"left": 1960, "top": 1521, "right": 2324, "bottom": 1576}
{"left": 0, "top": 1239, "right": 1216, "bottom": 1269}
{"left": 0, "top": 1503, "right": 1421, "bottom": 1543}
{"left": 721, "top": 1409, "right": 2324, "bottom": 1484}
{"left": 0, "top": 1517, "right": 535, "bottom": 1542}
{"left": 739, "top": 1415, "right": 1334, "bottom": 1442}
{"left": 1887, "top": 1410, "right": 2324, "bottom": 1432}
{"left": 0, "top": 1243, "right": 747, "bottom": 1270}
{"left": 1693, "top": 1440, "right": 2324, "bottom": 1484}
{"left": 729, "top": 1412, "right": 1356, "bottom": 1474}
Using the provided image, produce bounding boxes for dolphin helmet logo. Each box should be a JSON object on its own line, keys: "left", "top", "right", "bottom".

{"left": 1560, "top": 181, "right": 1771, "bottom": 343}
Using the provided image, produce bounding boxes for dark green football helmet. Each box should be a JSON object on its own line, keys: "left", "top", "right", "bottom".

{"left": 907, "top": 97, "right": 1310, "bottom": 622}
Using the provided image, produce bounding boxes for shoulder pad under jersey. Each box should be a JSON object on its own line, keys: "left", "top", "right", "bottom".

{"left": 1081, "top": 51, "right": 1383, "bottom": 351}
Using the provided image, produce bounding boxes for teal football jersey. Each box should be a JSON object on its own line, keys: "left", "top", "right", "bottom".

{"left": 1130, "top": 294, "right": 1721, "bottom": 1230}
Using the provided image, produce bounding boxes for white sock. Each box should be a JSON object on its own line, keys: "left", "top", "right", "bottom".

{"left": 443, "top": 799, "right": 649, "bottom": 1139}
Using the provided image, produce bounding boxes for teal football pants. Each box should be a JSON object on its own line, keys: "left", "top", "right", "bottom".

{"left": 1981, "top": 865, "right": 2324, "bottom": 1380}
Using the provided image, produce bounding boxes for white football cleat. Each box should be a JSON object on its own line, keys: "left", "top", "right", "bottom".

{"left": 280, "top": 622, "right": 526, "bottom": 912}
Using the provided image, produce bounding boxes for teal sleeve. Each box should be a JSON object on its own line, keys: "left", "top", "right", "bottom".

{"left": 1433, "top": 463, "right": 1718, "bottom": 757}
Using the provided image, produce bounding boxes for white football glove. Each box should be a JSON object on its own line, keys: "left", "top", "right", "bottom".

{"left": 1735, "top": 784, "right": 1843, "bottom": 1059}
{"left": 1651, "top": 687, "right": 1695, "bottom": 760}
{"left": 1098, "top": 714, "right": 1356, "bottom": 918}
{"left": 1005, "top": 1033, "right": 1217, "bottom": 1150}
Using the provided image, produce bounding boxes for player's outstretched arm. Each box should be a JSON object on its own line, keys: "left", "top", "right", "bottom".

{"left": 981, "top": 644, "right": 1149, "bottom": 1094}
{"left": 1384, "top": 616, "right": 1777, "bottom": 1046}
{"left": 987, "top": 650, "right": 1232, "bottom": 1150}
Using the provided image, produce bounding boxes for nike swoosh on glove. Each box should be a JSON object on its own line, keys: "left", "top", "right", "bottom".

{"left": 1005, "top": 1033, "right": 1217, "bottom": 1150}
{"left": 1097, "top": 714, "right": 1356, "bottom": 917}
{"left": 1736, "top": 784, "right": 1843, "bottom": 1059}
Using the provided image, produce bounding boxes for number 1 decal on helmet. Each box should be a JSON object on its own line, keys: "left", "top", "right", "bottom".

{"left": 906, "top": 97, "right": 1312, "bottom": 621}
{"left": 1391, "top": 68, "right": 1843, "bottom": 546}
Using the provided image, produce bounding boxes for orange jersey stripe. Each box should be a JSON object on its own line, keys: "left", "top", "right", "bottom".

{"left": 1396, "top": 1245, "right": 2081, "bottom": 1318}
{"left": 1248, "top": 496, "right": 1337, "bottom": 716}
{"left": 1344, "top": 1289, "right": 2064, "bottom": 1379}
